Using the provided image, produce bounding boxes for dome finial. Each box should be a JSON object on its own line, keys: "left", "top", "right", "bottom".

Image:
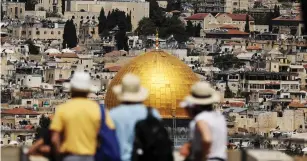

{"left": 155, "top": 28, "right": 159, "bottom": 50}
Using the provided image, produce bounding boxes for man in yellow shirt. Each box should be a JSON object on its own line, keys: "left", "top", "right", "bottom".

{"left": 50, "top": 71, "right": 115, "bottom": 161}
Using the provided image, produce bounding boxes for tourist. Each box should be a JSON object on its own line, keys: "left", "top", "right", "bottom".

{"left": 50, "top": 72, "right": 109, "bottom": 161}
{"left": 180, "top": 82, "right": 227, "bottom": 161}
{"left": 109, "top": 73, "right": 161, "bottom": 161}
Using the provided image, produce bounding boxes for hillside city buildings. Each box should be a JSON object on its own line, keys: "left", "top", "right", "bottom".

{"left": 1, "top": 0, "right": 307, "bottom": 159}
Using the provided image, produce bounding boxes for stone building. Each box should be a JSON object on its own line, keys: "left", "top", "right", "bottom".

{"left": 227, "top": 109, "right": 305, "bottom": 135}
{"left": 65, "top": 0, "right": 150, "bottom": 31}
{"left": 6, "top": 2, "right": 25, "bottom": 19}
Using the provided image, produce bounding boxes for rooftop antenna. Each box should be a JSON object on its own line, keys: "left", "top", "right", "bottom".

{"left": 155, "top": 28, "right": 159, "bottom": 50}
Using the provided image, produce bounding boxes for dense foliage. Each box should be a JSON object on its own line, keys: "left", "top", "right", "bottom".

{"left": 25, "top": 39, "right": 40, "bottom": 55}
{"left": 244, "top": 15, "right": 250, "bottom": 33}
{"left": 186, "top": 21, "right": 201, "bottom": 37}
{"left": 214, "top": 54, "right": 245, "bottom": 70}
{"left": 136, "top": 0, "right": 189, "bottom": 43}
{"left": 97, "top": 8, "right": 132, "bottom": 51}
{"left": 62, "top": 19, "right": 78, "bottom": 48}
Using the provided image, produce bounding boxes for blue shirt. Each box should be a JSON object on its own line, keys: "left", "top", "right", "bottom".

{"left": 110, "top": 104, "right": 161, "bottom": 161}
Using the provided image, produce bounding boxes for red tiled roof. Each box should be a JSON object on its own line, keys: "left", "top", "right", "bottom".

{"left": 2, "top": 108, "right": 39, "bottom": 115}
{"left": 217, "top": 13, "right": 254, "bottom": 21}
{"left": 72, "top": 46, "right": 82, "bottom": 52}
{"left": 227, "top": 29, "right": 249, "bottom": 35}
{"left": 106, "top": 66, "right": 121, "bottom": 72}
{"left": 246, "top": 46, "right": 262, "bottom": 50}
{"left": 185, "top": 13, "right": 209, "bottom": 20}
{"left": 272, "top": 15, "right": 302, "bottom": 21}
{"left": 220, "top": 25, "right": 238, "bottom": 29}
{"left": 222, "top": 101, "right": 245, "bottom": 107}
{"left": 303, "top": 64, "right": 307, "bottom": 68}
{"left": 207, "top": 29, "right": 249, "bottom": 35}
{"left": 289, "top": 102, "right": 305, "bottom": 108}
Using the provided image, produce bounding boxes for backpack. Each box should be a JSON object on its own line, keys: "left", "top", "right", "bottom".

{"left": 131, "top": 107, "right": 174, "bottom": 161}
{"left": 95, "top": 104, "right": 121, "bottom": 161}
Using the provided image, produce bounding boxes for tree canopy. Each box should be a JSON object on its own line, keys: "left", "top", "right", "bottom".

{"left": 224, "top": 83, "right": 235, "bottom": 98}
{"left": 166, "top": 0, "right": 181, "bottom": 12}
{"left": 244, "top": 15, "right": 250, "bottom": 33}
{"left": 214, "top": 54, "right": 245, "bottom": 70}
{"left": 98, "top": 7, "right": 107, "bottom": 36}
{"left": 62, "top": 19, "right": 78, "bottom": 48}
{"left": 98, "top": 9, "right": 132, "bottom": 35}
{"left": 25, "top": 39, "right": 40, "bottom": 55}
{"left": 136, "top": 17, "right": 157, "bottom": 36}
{"left": 137, "top": 0, "right": 189, "bottom": 43}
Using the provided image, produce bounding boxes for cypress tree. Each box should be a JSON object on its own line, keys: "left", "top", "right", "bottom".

{"left": 195, "top": 23, "right": 201, "bottom": 37}
{"left": 62, "top": 20, "right": 78, "bottom": 48}
{"left": 186, "top": 21, "right": 194, "bottom": 37}
{"left": 126, "top": 11, "right": 132, "bottom": 32}
{"left": 62, "top": 0, "right": 65, "bottom": 15}
{"left": 98, "top": 7, "right": 107, "bottom": 35}
{"left": 245, "top": 14, "right": 250, "bottom": 33}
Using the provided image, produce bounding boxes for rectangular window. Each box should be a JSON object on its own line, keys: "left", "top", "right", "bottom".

{"left": 15, "top": 7, "right": 18, "bottom": 16}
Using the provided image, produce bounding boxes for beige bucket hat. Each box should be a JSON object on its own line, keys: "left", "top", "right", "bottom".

{"left": 112, "top": 73, "right": 148, "bottom": 102}
{"left": 181, "top": 81, "right": 221, "bottom": 108}
{"left": 63, "top": 71, "right": 99, "bottom": 93}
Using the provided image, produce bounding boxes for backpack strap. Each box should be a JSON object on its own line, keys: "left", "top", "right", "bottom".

{"left": 99, "top": 104, "right": 105, "bottom": 127}
{"left": 147, "top": 106, "right": 154, "bottom": 118}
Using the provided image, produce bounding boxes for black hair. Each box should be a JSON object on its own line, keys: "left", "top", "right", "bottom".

{"left": 71, "top": 90, "right": 89, "bottom": 98}
{"left": 190, "top": 104, "right": 214, "bottom": 117}
{"left": 121, "top": 102, "right": 143, "bottom": 105}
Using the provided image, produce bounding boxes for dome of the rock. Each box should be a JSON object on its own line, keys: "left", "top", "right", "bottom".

{"left": 105, "top": 50, "right": 199, "bottom": 118}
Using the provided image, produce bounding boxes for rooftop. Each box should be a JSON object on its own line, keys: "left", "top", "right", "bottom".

{"left": 185, "top": 13, "right": 210, "bottom": 20}
{"left": 2, "top": 108, "right": 39, "bottom": 115}
{"left": 216, "top": 13, "right": 255, "bottom": 21}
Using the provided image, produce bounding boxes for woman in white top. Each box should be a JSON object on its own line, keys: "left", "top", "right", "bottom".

{"left": 180, "top": 82, "right": 227, "bottom": 161}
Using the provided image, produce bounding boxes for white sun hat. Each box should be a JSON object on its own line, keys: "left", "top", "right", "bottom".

{"left": 181, "top": 81, "right": 221, "bottom": 108}
{"left": 112, "top": 73, "right": 148, "bottom": 102}
{"left": 63, "top": 71, "right": 99, "bottom": 93}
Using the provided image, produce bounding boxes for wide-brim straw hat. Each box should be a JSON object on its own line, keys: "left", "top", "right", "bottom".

{"left": 112, "top": 73, "right": 148, "bottom": 102}
{"left": 63, "top": 71, "right": 99, "bottom": 93}
{"left": 181, "top": 81, "right": 221, "bottom": 108}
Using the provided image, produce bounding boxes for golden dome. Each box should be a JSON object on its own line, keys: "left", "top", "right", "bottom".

{"left": 105, "top": 50, "right": 199, "bottom": 118}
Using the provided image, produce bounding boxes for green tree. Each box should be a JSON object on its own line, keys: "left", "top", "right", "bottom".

{"left": 214, "top": 54, "right": 245, "bottom": 70}
{"left": 136, "top": 17, "right": 156, "bottom": 36}
{"left": 273, "top": 5, "right": 280, "bottom": 18}
{"left": 186, "top": 21, "right": 195, "bottom": 37}
{"left": 146, "top": 0, "right": 165, "bottom": 27}
{"left": 61, "top": 0, "right": 65, "bottom": 15}
{"left": 194, "top": 23, "right": 201, "bottom": 37}
{"left": 25, "top": 39, "right": 40, "bottom": 55}
{"left": 126, "top": 11, "right": 132, "bottom": 32}
{"left": 1, "top": 5, "right": 4, "bottom": 20}
{"left": 19, "top": 0, "right": 37, "bottom": 11}
{"left": 244, "top": 14, "right": 250, "bottom": 33}
{"left": 224, "top": 83, "right": 234, "bottom": 98}
{"left": 160, "top": 16, "right": 189, "bottom": 43}
{"left": 166, "top": 0, "right": 181, "bottom": 11}
{"left": 98, "top": 7, "right": 107, "bottom": 36}
{"left": 63, "top": 20, "right": 78, "bottom": 48}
